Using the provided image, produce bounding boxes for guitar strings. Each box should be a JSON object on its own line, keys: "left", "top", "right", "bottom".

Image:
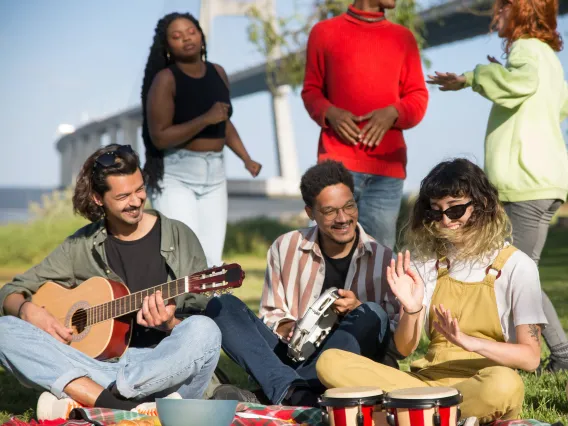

{"left": 65, "top": 270, "right": 235, "bottom": 327}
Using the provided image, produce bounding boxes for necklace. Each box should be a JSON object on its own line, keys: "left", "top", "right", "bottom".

{"left": 346, "top": 8, "right": 386, "bottom": 23}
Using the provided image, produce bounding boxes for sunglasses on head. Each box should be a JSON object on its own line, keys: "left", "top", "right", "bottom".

{"left": 94, "top": 145, "right": 134, "bottom": 169}
{"left": 425, "top": 201, "right": 473, "bottom": 222}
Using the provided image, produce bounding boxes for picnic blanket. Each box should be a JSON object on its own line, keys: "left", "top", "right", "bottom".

{"left": 2, "top": 406, "right": 564, "bottom": 426}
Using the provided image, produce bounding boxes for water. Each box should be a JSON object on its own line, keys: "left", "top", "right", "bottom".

{"left": 0, "top": 208, "right": 30, "bottom": 224}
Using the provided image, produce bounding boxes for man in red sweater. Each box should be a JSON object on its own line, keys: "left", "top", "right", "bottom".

{"left": 301, "top": 0, "right": 428, "bottom": 249}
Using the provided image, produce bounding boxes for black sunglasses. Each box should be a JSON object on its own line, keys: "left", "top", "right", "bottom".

{"left": 425, "top": 201, "right": 473, "bottom": 222}
{"left": 94, "top": 145, "right": 134, "bottom": 169}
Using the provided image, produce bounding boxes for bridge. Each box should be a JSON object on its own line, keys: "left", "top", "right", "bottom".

{"left": 55, "top": 0, "right": 568, "bottom": 196}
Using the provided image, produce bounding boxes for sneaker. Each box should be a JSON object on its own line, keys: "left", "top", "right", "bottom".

{"left": 210, "top": 385, "right": 260, "bottom": 403}
{"left": 536, "top": 357, "right": 568, "bottom": 375}
{"left": 132, "top": 392, "right": 182, "bottom": 417}
{"left": 36, "top": 392, "right": 84, "bottom": 421}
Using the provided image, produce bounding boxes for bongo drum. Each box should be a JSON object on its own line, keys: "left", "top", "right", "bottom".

{"left": 320, "top": 386, "right": 387, "bottom": 426}
{"left": 383, "top": 387, "right": 462, "bottom": 426}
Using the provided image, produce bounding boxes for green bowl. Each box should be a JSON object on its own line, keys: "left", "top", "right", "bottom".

{"left": 156, "top": 398, "right": 238, "bottom": 426}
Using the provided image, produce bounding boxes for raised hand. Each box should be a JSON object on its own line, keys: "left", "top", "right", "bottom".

{"left": 357, "top": 106, "right": 399, "bottom": 148}
{"left": 136, "top": 290, "right": 179, "bottom": 332}
{"left": 432, "top": 304, "right": 477, "bottom": 351}
{"left": 386, "top": 250, "right": 424, "bottom": 314}
{"left": 20, "top": 302, "right": 73, "bottom": 344}
{"left": 325, "top": 106, "right": 362, "bottom": 145}
{"left": 426, "top": 72, "right": 466, "bottom": 91}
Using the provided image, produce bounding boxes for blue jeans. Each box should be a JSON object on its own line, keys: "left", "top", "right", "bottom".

{"left": 204, "top": 294, "right": 392, "bottom": 404}
{"left": 350, "top": 172, "right": 404, "bottom": 250}
{"left": 151, "top": 150, "right": 227, "bottom": 267}
{"left": 0, "top": 315, "right": 221, "bottom": 401}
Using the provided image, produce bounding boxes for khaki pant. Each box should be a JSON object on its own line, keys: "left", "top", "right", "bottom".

{"left": 317, "top": 349, "right": 524, "bottom": 424}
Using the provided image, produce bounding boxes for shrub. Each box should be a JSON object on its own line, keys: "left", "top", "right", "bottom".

{"left": 224, "top": 217, "right": 295, "bottom": 257}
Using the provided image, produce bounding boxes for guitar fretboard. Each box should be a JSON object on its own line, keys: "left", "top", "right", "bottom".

{"left": 84, "top": 277, "right": 188, "bottom": 326}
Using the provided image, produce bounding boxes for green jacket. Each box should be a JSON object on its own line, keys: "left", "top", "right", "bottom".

{"left": 0, "top": 210, "right": 210, "bottom": 317}
{"left": 464, "top": 38, "right": 568, "bottom": 203}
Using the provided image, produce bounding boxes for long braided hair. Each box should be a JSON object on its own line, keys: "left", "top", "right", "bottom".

{"left": 141, "top": 12, "right": 208, "bottom": 193}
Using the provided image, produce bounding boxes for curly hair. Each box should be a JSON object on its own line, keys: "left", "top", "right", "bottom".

{"left": 72, "top": 144, "right": 141, "bottom": 222}
{"left": 492, "top": 0, "right": 563, "bottom": 53}
{"left": 141, "top": 12, "right": 207, "bottom": 193}
{"left": 404, "top": 158, "right": 511, "bottom": 262}
{"left": 300, "top": 160, "right": 355, "bottom": 207}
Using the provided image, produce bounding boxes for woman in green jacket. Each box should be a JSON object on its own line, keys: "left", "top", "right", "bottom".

{"left": 427, "top": 0, "right": 568, "bottom": 371}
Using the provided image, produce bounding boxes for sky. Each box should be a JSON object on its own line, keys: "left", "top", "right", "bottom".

{"left": 1, "top": 0, "right": 567, "bottom": 193}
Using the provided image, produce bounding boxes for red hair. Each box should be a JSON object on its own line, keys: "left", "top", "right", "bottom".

{"left": 492, "top": 0, "right": 563, "bottom": 53}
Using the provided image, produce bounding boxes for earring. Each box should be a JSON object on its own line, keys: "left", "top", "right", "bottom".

{"left": 166, "top": 51, "right": 170, "bottom": 61}
{"left": 201, "top": 45, "right": 205, "bottom": 53}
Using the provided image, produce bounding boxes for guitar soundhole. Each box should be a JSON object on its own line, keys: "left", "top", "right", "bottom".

{"left": 71, "top": 309, "right": 88, "bottom": 334}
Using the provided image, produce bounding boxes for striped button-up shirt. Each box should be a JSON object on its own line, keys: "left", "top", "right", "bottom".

{"left": 260, "top": 224, "right": 399, "bottom": 334}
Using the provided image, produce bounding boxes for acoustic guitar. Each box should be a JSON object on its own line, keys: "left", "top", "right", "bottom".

{"left": 32, "top": 263, "right": 244, "bottom": 360}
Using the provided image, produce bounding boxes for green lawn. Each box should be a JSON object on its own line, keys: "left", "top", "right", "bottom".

{"left": 1, "top": 229, "right": 568, "bottom": 423}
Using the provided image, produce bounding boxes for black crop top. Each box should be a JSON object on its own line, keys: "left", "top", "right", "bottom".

{"left": 169, "top": 61, "right": 233, "bottom": 140}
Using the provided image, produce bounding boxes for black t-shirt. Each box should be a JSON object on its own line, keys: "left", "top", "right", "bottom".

{"left": 104, "top": 217, "right": 169, "bottom": 348}
{"left": 321, "top": 232, "right": 359, "bottom": 295}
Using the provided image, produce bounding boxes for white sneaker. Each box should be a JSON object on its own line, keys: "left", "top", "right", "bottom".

{"left": 36, "top": 392, "right": 84, "bottom": 421}
{"left": 132, "top": 392, "right": 182, "bottom": 417}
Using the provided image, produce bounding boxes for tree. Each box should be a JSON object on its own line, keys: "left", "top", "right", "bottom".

{"left": 246, "top": 0, "right": 426, "bottom": 94}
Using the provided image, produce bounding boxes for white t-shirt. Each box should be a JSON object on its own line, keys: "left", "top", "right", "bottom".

{"left": 411, "top": 245, "right": 548, "bottom": 343}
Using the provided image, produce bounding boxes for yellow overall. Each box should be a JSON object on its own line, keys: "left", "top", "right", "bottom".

{"left": 317, "top": 246, "right": 525, "bottom": 423}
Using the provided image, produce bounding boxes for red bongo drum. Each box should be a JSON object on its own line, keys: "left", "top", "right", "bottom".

{"left": 320, "top": 386, "right": 386, "bottom": 426}
{"left": 384, "top": 387, "right": 462, "bottom": 426}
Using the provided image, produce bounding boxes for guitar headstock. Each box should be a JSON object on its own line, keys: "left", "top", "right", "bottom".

{"left": 189, "top": 263, "right": 245, "bottom": 297}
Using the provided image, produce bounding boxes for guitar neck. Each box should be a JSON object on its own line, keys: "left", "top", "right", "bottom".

{"left": 86, "top": 277, "right": 189, "bottom": 326}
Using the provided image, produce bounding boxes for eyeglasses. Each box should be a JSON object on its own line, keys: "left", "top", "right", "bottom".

{"left": 94, "top": 145, "right": 134, "bottom": 169}
{"left": 318, "top": 200, "right": 358, "bottom": 221}
{"left": 425, "top": 201, "right": 473, "bottom": 222}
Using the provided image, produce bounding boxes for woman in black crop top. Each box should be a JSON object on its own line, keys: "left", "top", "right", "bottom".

{"left": 141, "top": 12, "right": 261, "bottom": 267}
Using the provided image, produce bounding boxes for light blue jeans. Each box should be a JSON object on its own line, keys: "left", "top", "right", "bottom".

{"left": 350, "top": 172, "right": 404, "bottom": 250}
{"left": 151, "top": 150, "right": 227, "bottom": 267}
{"left": 0, "top": 315, "right": 221, "bottom": 401}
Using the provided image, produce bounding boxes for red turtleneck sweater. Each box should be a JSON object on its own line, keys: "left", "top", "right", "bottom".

{"left": 301, "top": 5, "right": 428, "bottom": 179}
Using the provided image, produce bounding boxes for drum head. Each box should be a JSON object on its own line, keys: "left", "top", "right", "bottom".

{"left": 320, "top": 386, "right": 384, "bottom": 407}
{"left": 384, "top": 387, "right": 462, "bottom": 409}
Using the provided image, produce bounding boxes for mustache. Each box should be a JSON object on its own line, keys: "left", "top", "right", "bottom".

{"left": 123, "top": 206, "right": 141, "bottom": 213}
{"left": 331, "top": 220, "right": 353, "bottom": 227}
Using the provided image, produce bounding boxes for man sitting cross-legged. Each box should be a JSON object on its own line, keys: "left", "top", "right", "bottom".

{"left": 206, "top": 160, "right": 424, "bottom": 406}
{"left": 0, "top": 145, "right": 225, "bottom": 419}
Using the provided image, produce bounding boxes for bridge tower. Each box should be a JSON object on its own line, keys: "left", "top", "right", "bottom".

{"left": 56, "top": 0, "right": 300, "bottom": 196}
{"left": 199, "top": 0, "right": 300, "bottom": 194}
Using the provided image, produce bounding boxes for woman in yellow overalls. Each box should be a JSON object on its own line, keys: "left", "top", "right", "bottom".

{"left": 316, "top": 159, "right": 547, "bottom": 423}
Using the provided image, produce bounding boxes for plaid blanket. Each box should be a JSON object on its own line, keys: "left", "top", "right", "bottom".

{"left": 1, "top": 406, "right": 564, "bottom": 426}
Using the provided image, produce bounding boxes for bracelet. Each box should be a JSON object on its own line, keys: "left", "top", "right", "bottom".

{"left": 403, "top": 305, "right": 424, "bottom": 315}
{"left": 17, "top": 300, "right": 31, "bottom": 319}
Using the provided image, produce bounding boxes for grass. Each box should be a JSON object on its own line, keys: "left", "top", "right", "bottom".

{"left": 1, "top": 229, "right": 568, "bottom": 423}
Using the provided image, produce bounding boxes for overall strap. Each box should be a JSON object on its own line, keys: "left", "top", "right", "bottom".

{"left": 484, "top": 245, "right": 517, "bottom": 286}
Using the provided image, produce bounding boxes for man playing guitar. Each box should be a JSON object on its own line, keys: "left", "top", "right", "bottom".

{"left": 0, "top": 145, "right": 227, "bottom": 418}
{"left": 206, "top": 161, "right": 423, "bottom": 407}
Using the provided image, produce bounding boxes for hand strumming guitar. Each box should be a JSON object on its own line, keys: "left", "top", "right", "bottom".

{"left": 19, "top": 301, "right": 73, "bottom": 344}
{"left": 136, "top": 290, "right": 180, "bottom": 332}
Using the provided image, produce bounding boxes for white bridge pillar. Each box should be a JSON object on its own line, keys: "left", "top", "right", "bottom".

{"left": 200, "top": 0, "right": 300, "bottom": 196}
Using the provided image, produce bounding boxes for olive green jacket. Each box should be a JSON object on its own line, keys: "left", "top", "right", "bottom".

{"left": 0, "top": 210, "right": 210, "bottom": 316}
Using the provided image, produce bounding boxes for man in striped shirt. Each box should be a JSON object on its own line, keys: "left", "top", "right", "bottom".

{"left": 206, "top": 161, "right": 402, "bottom": 406}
